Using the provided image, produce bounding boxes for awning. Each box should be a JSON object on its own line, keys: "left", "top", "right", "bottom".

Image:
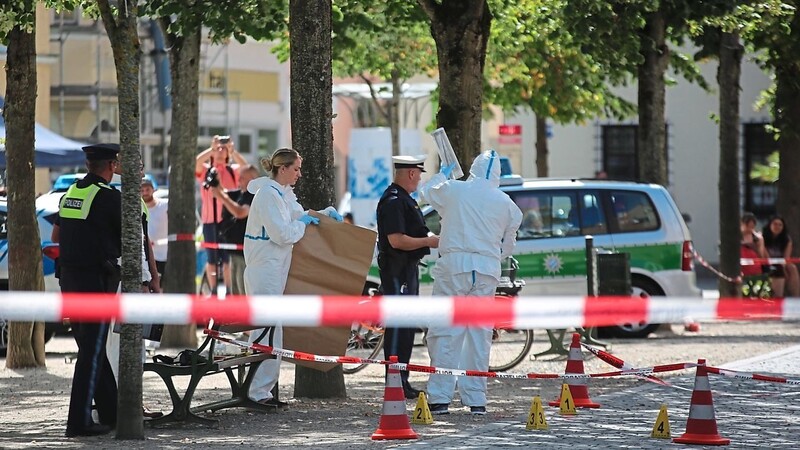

{"left": 0, "top": 96, "right": 87, "bottom": 168}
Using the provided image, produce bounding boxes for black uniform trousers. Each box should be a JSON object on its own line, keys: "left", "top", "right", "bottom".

{"left": 379, "top": 256, "right": 419, "bottom": 390}
{"left": 61, "top": 266, "right": 119, "bottom": 434}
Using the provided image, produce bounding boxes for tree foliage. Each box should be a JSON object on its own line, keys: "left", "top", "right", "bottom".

{"left": 486, "top": 0, "right": 636, "bottom": 123}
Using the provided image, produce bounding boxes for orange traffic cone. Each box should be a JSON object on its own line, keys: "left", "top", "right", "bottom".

{"left": 673, "top": 359, "right": 730, "bottom": 446}
{"left": 549, "top": 333, "right": 600, "bottom": 408}
{"left": 371, "top": 355, "right": 418, "bottom": 440}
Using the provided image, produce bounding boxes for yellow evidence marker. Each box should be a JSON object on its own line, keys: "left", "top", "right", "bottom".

{"left": 526, "top": 396, "right": 548, "bottom": 430}
{"left": 558, "top": 383, "right": 577, "bottom": 415}
{"left": 411, "top": 392, "right": 433, "bottom": 425}
{"left": 651, "top": 404, "right": 671, "bottom": 439}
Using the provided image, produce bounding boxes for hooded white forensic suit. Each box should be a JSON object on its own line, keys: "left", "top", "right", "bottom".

{"left": 243, "top": 177, "right": 336, "bottom": 402}
{"left": 419, "top": 150, "right": 522, "bottom": 407}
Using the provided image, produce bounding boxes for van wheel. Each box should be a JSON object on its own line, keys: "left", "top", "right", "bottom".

{"left": 603, "top": 277, "right": 663, "bottom": 338}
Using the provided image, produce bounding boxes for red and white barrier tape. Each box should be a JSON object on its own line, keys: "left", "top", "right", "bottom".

{"left": 706, "top": 366, "right": 800, "bottom": 386}
{"left": 581, "top": 343, "right": 672, "bottom": 387}
{"left": 584, "top": 340, "right": 800, "bottom": 390}
{"left": 205, "top": 329, "right": 697, "bottom": 380}
{"left": 693, "top": 250, "right": 741, "bottom": 284}
{"left": 741, "top": 257, "right": 800, "bottom": 266}
{"left": 1, "top": 293, "right": 798, "bottom": 327}
{"left": 154, "top": 234, "right": 243, "bottom": 251}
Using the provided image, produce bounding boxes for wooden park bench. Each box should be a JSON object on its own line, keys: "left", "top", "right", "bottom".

{"left": 143, "top": 323, "right": 279, "bottom": 427}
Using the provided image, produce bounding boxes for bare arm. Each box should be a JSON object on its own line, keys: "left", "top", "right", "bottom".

{"left": 228, "top": 142, "right": 248, "bottom": 166}
{"left": 144, "top": 235, "right": 161, "bottom": 293}
{"left": 387, "top": 233, "right": 439, "bottom": 251}
{"left": 211, "top": 186, "right": 250, "bottom": 219}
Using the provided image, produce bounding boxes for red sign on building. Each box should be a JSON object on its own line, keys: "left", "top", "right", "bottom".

{"left": 498, "top": 124, "right": 522, "bottom": 144}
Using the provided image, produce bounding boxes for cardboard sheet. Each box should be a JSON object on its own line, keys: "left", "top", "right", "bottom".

{"left": 282, "top": 211, "right": 377, "bottom": 371}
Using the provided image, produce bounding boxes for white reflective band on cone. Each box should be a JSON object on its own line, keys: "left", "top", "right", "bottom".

{"left": 382, "top": 401, "right": 407, "bottom": 416}
{"left": 688, "top": 404, "right": 716, "bottom": 420}
{"left": 695, "top": 376, "right": 711, "bottom": 391}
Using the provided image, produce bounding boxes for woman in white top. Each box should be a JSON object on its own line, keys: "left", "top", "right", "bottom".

{"left": 243, "top": 148, "right": 341, "bottom": 406}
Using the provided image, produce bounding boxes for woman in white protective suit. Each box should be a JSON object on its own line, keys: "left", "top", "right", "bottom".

{"left": 243, "top": 147, "right": 343, "bottom": 407}
{"left": 418, "top": 149, "right": 522, "bottom": 416}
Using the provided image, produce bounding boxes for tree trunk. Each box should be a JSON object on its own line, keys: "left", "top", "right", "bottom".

{"left": 290, "top": 0, "right": 335, "bottom": 210}
{"left": 160, "top": 23, "right": 201, "bottom": 349}
{"left": 4, "top": 1, "right": 46, "bottom": 369}
{"left": 775, "top": 64, "right": 800, "bottom": 267}
{"left": 420, "top": 0, "right": 491, "bottom": 174}
{"left": 98, "top": 0, "right": 144, "bottom": 439}
{"left": 636, "top": 9, "right": 669, "bottom": 186}
{"left": 716, "top": 31, "right": 743, "bottom": 298}
{"left": 289, "top": 0, "right": 345, "bottom": 398}
{"left": 535, "top": 114, "right": 548, "bottom": 177}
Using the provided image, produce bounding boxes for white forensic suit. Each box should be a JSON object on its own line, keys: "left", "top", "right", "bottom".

{"left": 418, "top": 150, "right": 522, "bottom": 408}
{"left": 242, "top": 176, "right": 338, "bottom": 402}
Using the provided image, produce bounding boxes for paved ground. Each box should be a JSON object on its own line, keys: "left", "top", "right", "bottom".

{"left": 402, "top": 345, "right": 800, "bottom": 449}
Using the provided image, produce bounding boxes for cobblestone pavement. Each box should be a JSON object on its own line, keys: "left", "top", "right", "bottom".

{"left": 402, "top": 345, "right": 800, "bottom": 449}
{"left": 1, "top": 320, "right": 798, "bottom": 449}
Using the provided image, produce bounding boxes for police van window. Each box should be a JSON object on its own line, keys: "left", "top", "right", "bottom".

{"left": 511, "top": 191, "right": 577, "bottom": 239}
{"left": 424, "top": 208, "right": 441, "bottom": 235}
{"left": 575, "top": 191, "right": 607, "bottom": 235}
{"left": 610, "top": 190, "right": 659, "bottom": 232}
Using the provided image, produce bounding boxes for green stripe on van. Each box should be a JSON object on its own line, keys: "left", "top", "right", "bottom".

{"left": 369, "top": 242, "right": 682, "bottom": 284}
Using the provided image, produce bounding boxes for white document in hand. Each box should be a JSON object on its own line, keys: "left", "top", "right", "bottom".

{"left": 431, "top": 127, "right": 464, "bottom": 179}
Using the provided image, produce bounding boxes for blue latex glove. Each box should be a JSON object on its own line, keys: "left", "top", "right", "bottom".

{"left": 326, "top": 209, "right": 344, "bottom": 222}
{"left": 298, "top": 214, "right": 320, "bottom": 225}
{"left": 440, "top": 162, "right": 457, "bottom": 178}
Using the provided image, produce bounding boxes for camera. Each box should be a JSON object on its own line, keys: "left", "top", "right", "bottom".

{"left": 218, "top": 135, "right": 231, "bottom": 144}
{"left": 203, "top": 166, "right": 220, "bottom": 189}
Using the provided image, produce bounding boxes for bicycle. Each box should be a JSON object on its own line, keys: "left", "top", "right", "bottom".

{"left": 343, "top": 257, "right": 533, "bottom": 374}
{"left": 342, "top": 321, "right": 385, "bottom": 374}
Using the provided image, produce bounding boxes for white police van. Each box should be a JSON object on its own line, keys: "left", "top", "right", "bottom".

{"left": 366, "top": 177, "right": 701, "bottom": 338}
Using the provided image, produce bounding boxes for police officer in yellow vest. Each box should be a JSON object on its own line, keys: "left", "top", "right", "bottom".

{"left": 60, "top": 143, "right": 121, "bottom": 438}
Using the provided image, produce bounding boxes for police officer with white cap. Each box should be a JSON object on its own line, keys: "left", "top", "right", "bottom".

{"left": 59, "top": 143, "right": 121, "bottom": 437}
{"left": 376, "top": 155, "right": 439, "bottom": 399}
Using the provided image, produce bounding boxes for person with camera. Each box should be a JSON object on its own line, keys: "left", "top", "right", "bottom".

{"left": 195, "top": 135, "right": 248, "bottom": 294}
{"left": 210, "top": 164, "right": 259, "bottom": 295}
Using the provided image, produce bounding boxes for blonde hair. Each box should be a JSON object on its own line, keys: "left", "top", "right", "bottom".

{"left": 261, "top": 147, "right": 300, "bottom": 177}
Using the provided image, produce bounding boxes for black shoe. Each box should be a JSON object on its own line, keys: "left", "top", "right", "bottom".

{"left": 143, "top": 407, "right": 163, "bottom": 419}
{"left": 403, "top": 387, "right": 422, "bottom": 400}
{"left": 65, "top": 423, "right": 112, "bottom": 438}
{"left": 429, "top": 403, "right": 450, "bottom": 415}
{"left": 256, "top": 398, "right": 289, "bottom": 410}
{"left": 470, "top": 406, "right": 487, "bottom": 415}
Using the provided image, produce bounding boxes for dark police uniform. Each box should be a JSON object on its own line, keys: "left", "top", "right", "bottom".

{"left": 376, "top": 182, "right": 430, "bottom": 396}
{"left": 59, "top": 145, "right": 121, "bottom": 437}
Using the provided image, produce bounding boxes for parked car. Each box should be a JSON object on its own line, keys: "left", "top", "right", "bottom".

{"left": 364, "top": 177, "right": 701, "bottom": 338}
{"left": 0, "top": 197, "right": 65, "bottom": 355}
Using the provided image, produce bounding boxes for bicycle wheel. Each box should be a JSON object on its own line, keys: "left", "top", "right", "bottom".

{"left": 342, "top": 323, "right": 385, "bottom": 374}
{"left": 489, "top": 328, "right": 534, "bottom": 372}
